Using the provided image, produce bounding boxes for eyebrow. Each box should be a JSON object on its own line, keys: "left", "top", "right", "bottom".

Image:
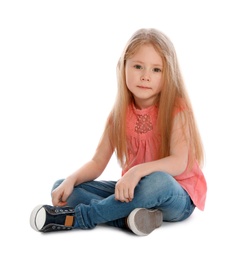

{"left": 131, "top": 60, "right": 163, "bottom": 67}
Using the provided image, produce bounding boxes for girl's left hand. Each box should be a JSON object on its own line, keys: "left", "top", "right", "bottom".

{"left": 115, "top": 167, "right": 141, "bottom": 203}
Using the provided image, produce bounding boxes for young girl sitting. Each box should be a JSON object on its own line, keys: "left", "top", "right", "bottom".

{"left": 30, "top": 28, "right": 207, "bottom": 236}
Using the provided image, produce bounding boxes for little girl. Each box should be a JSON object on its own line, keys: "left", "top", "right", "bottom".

{"left": 30, "top": 28, "right": 207, "bottom": 236}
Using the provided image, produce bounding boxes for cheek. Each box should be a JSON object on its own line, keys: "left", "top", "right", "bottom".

{"left": 125, "top": 77, "right": 133, "bottom": 93}
{"left": 125, "top": 69, "right": 134, "bottom": 87}
{"left": 125, "top": 73, "right": 130, "bottom": 88}
{"left": 125, "top": 67, "right": 129, "bottom": 84}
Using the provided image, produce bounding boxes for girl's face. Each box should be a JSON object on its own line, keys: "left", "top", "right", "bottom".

{"left": 125, "top": 44, "right": 163, "bottom": 109}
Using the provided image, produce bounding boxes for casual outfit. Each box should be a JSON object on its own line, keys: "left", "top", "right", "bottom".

{"left": 30, "top": 103, "right": 207, "bottom": 235}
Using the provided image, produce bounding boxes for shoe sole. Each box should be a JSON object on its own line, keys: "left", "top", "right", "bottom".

{"left": 30, "top": 204, "right": 46, "bottom": 231}
{"left": 127, "top": 208, "right": 163, "bottom": 236}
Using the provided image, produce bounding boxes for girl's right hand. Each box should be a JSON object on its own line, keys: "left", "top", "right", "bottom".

{"left": 51, "top": 178, "right": 75, "bottom": 206}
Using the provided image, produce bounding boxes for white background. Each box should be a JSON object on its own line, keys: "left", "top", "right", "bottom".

{"left": 1, "top": 0, "right": 247, "bottom": 259}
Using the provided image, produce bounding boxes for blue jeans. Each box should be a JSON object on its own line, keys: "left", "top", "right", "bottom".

{"left": 52, "top": 171, "right": 195, "bottom": 230}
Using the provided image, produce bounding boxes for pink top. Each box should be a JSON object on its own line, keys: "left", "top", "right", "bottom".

{"left": 122, "top": 103, "right": 207, "bottom": 211}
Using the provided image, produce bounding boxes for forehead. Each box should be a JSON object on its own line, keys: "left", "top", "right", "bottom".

{"left": 128, "top": 44, "right": 163, "bottom": 64}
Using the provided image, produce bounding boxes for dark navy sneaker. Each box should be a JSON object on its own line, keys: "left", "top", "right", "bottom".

{"left": 30, "top": 204, "right": 75, "bottom": 232}
{"left": 127, "top": 208, "right": 163, "bottom": 236}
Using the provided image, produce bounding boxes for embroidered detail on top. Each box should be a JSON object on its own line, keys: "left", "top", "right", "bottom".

{"left": 135, "top": 114, "right": 153, "bottom": 134}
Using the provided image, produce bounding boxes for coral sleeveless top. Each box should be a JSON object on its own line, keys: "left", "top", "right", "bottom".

{"left": 122, "top": 103, "right": 207, "bottom": 211}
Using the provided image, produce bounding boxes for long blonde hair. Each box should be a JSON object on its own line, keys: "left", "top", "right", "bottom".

{"left": 107, "top": 28, "right": 204, "bottom": 169}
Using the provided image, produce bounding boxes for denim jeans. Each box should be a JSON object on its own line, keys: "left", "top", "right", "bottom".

{"left": 52, "top": 171, "right": 195, "bottom": 230}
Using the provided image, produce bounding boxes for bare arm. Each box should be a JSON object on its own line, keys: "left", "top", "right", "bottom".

{"left": 52, "top": 128, "right": 114, "bottom": 206}
{"left": 69, "top": 130, "right": 114, "bottom": 186}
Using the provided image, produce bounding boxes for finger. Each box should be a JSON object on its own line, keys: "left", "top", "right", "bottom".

{"left": 57, "top": 201, "right": 67, "bottom": 207}
{"left": 52, "top": 197, "right": 67, "bottom": 207}
{"left": 52, "top": 194, "right": 59, "bottom": 206}
{"left": 115, "top": 188, "right": 120, "bottom": 201}
{"left": 52, "top": 192, "right": 65, "bottom": 206}
{"left": 119, "top": 189, "right": 126, "bottom": 202}
{"left": 128, "top": 189, "right": 134, "bottom": 201}
{"left": 122, "top": 188, "right": 132, "bottom": 203}
{"left": 115, "top": 188, "right": 127, "bottom": 203}
{"left": 123, "top": 188, "right": 130, "bottom": 200}
{"left": 61, "top": 193, "right": 69, "bottom": 203}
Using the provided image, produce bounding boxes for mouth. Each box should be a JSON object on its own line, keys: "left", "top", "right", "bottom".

{"left": 137, "top": 85, "right": 151, "bottom": 89}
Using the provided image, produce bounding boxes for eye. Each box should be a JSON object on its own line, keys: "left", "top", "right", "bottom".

{"left": 153, "top": 67, "right": 162, "bottom": 73}
{"left": 134, "top": 64, "right": 143, "bottom": 70}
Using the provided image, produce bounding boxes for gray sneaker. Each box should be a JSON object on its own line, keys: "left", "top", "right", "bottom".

{"left": 127, "top": 208, "right": 163, "bottom": 236}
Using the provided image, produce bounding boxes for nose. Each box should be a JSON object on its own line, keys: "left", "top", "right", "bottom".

{"left": 141, "top": 71, "right": 150, "bottom": 81}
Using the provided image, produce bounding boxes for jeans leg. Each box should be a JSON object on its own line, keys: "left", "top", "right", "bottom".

{"left": 51, "top": 179, "right": 116, "bottom": 207}
{"left": 52, "top": 179, "right": 125, "bottom": 227}
{"left": 74, "top": 171, "right": 195, "bottom": 229}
